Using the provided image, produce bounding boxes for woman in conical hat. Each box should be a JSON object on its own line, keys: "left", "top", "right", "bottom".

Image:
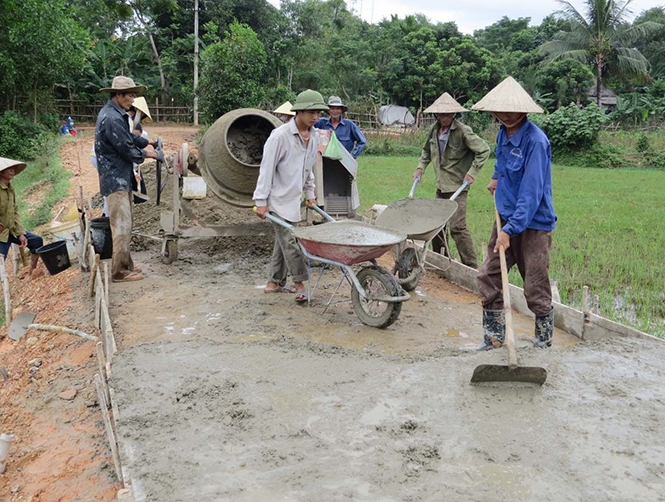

{"left": 472, "top": 77, "right": 557, "bottom": 351}
{"left": 412, "top": 92, "right": 490, "bottom": 268}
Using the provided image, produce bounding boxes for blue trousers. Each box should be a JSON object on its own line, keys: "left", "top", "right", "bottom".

{"left": 0, "top": 231, "right": 43, "bottom": 258}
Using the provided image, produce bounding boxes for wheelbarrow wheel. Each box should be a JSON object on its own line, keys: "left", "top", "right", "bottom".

{"left": 351, "top": 266, "right": 402, "bottom": 329}
{"left": 397, "top": 247, "right": 422, "bottom": 292}
{"left": 161, "top": 239, "right": 178, "bottom": 264}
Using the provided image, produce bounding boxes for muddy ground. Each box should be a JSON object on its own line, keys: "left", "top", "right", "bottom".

{"left": 109, "top": 238, "right": 665, "bottom": 501}
{"left": 38, "top": 125, "right": 664, "bottom": 501}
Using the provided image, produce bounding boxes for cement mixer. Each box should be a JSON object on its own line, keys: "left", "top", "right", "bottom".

{"left": 198, "top": 108, "right": 282, "bottom": 207}
{"left": 155, "top": 108, "right": 282, "bottom": 263}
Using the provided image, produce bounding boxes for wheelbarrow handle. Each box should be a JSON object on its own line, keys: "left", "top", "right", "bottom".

{"left": 449, "top": 180, "right": 470, "bottom": 202}
{"left": 310, "top": 204, "right": 336, "bottom": 222}
{"left": 408, "top": 177, "right": 420, "bottom": 198}
{"left": 252, "top": 207, "right": 295, "bottom": 231}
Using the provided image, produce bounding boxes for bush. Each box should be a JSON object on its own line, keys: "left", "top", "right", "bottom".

{"left": 0, "top": 111, "right": 52, "bottom": 160}
{"left": 554, "top": 142, "right": 628, "bottom": 169}
{"left": 531, "top": 101, "right": 607, "bottom": 150}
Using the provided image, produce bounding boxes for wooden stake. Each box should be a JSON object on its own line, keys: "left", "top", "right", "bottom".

{"left": 88, "top": 254, "right": 101, "bottom": 297}
{"left": 0, "top": 263, "right": 11, "bottom": 325}
{"left": 104, "top": 262, "right": 109, "bottom": 301}
{"left": 550, "top": 280, "right": 561, "bottom": 304}
{"left": 94, "top": 374, "right": 123, "bottom": 484}
{"left": 95, "top": 342, "right": 111, "bottom": 405}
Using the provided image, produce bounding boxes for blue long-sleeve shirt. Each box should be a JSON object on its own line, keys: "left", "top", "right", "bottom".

{"left": 493, "top": 119, "right": 557, "bottom": 236}
{"left": 314, "top": 117, "right": 366, "bottom": 158}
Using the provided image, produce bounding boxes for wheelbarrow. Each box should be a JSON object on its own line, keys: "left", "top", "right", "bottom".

{"left": 375, "top": 179, "right": 469, "bottom": 291}
{"left": 258, "top": 205, "right": 410, "bottom": 328}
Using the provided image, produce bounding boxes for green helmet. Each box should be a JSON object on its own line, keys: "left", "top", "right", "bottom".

{"left": 290, "top": 89, "right": 329, "bottom": 112}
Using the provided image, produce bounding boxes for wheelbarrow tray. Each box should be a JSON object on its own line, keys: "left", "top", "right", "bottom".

{"left": 375, "top": 198, "right": 458, "bottom": 241}
{"left": 295, "top": 220, "right": 405, "bottom": 266}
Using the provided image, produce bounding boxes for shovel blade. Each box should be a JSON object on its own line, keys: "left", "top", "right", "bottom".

{"left": 471, "top": 364, "right": 547, "bottom": 385}
{"left": 9, "top": 312, "right": 37, "bottom": 341}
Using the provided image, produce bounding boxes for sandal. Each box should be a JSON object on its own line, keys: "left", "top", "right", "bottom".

{"left": 112, "top": 272, "right": 145, "bottom": 283}
{"left": 295, "top": 292, "right": 307, "bottom": 303}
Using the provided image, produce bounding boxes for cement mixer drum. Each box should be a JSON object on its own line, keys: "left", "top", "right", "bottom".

{"left": 199, "top": 108, "right": 283, "bottom": 207}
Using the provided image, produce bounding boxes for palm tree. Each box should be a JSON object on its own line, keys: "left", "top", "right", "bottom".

{"left": 541, "top": 0, "right": 662, "bottom": 105}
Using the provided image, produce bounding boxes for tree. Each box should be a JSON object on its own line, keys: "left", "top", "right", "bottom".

{"left": 538, "top": 59, "right": 595, "bottom": 110}
{"left": 540, "top": 0, "right": 662, "bottom": 105}
{"left": 633, "top": 7, "right": 665, "bottom": 78}
{"left": 199, "top": 22, "right": 267, "bottom": 122}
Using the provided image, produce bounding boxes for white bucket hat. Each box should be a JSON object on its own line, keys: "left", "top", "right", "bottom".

{"left": 472, "top": 76, "right": 543, "bottom": 114}
{"left": 0, "top": 157, "right": 27, "bottom": 175}
{"left": 100, "top": 76, "right": 147, "bottom": 94}
{"left": 274, "top": 101, "right": 296, "bottom": 116}
{"left": 424, "top": 92, "right": 467, "bottom": 114}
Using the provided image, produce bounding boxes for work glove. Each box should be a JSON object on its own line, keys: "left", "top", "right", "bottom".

{"left": 155, "top": 150, "right": 165, "bottom": 162}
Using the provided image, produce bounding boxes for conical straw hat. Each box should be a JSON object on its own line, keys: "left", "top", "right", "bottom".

{"left": 472, "top": 76, "right": 543, "bottom": 113}
{"left": 424, "top": 92, "right": 467, "bottom": 114}
{"left": 132, "top": 97, "right": 152, "bottom": 121}
{"left": 0, "top": 157, "right": 27, "bottom": 175}
{"left": 274, "top": 101, "right": 296, "bottom": 116}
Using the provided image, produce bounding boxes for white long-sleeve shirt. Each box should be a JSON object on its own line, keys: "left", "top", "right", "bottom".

{"left": 253, "top": 119, "right": 318, "bottom": 222}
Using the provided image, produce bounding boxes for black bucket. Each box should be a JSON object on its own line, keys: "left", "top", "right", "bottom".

{"left": 90, "top": 217, "right": 113, "bottom": 259}
{"left": 37, "top": 240, "right": 71, "bottom": 276}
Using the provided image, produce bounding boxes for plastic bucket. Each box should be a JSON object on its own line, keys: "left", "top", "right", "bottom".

{"left": 37, "top": 241, "right": 71, "bottom": 275}
{"left": 90, "top": 217, "right": 113, "bottom": 259}
{"left": 49, "top": 219, "right": 80, "bottom": 262}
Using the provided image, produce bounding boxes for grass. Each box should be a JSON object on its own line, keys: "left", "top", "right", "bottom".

{"left": 356, "top": 155, "right": 665, "bottom": 337}
{"left": 13, "top": 135, "right": 72, "bottom": 230}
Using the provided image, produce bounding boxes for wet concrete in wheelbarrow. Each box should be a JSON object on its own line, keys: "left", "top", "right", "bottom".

{"left": 109, "top": 247, "right": 665, "bottom": 501}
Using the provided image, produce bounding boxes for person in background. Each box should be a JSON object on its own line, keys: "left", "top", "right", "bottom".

{"left": 254, "top": 90, "right": 329, "bottom": 303}
{"left": 95, "top": 76, "right": 163, "bottom": 282}
{"left": 0, "top": 157, "right": 44, "bottom": 277}
{"left": 127, "top": 96, "right": 153, "bottom": 203}
{"left": 314, "top": 96, "right": 366, "bottom": 159}
{"left": 472, "top": 77, "right": 557, "bottom": 351}
{"left": 413, "top": 92, "right": 490, "bottom": 268}
{"left": 274, "top": 101, "right": 295, "bottom": 123}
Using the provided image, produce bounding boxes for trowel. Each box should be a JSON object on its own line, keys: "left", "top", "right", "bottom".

{"left": 471, "top": 204, "right": 547, "bottom": 386}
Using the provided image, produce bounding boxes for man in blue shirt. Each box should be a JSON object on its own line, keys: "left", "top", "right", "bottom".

{"left": 472, "top": 77, "right": 557, "bottom": 350}
{"left": 314, "top": 96, "right": 366, "bottom": 159}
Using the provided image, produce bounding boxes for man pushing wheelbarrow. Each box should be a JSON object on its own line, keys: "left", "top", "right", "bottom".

{"left": 253, "top": 89, "right": 329, "bottom": 303}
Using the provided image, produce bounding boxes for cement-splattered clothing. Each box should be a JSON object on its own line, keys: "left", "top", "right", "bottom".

{"left": 94, "top": 99, "right": 147, "bottom": 197}
{"left": 95, "top": 99, "right": 145, "bottom": 280}
{"left": 269, "top": 216, "right": 308, "bottom": 286}
{"left": 477, "top": 220, "right": 553, "bottom": 315}
{"left": 477, "top": 119, "right": 556, "bottom": 316}
{"left": 107, "top": 191, "right": 134, "bottom": 280}
{"left": 253, "top": 119, "right": 317, "bottom": 223}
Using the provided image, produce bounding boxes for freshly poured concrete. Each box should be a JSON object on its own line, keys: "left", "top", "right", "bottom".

{"left": 109, "top": 250, "right": 665, "bottom": 502}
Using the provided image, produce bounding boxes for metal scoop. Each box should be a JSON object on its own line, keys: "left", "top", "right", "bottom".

{"left": 471, "top": 202, "right": 547, "bottom": 386}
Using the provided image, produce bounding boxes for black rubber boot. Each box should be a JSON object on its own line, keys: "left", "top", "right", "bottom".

{"left": 477, "top": 309, "right": 505, "bottom": 351}
{"left": 534, "top": 308, "right": 554, "bottom": 348}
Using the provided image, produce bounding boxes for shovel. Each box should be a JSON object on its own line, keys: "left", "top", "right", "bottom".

{"left": 471, "top": 202, "right": 547, "bottom": 385}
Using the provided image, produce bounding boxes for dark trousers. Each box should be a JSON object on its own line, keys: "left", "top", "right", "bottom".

{"left": 0, "top": 231, "right": 43, "bottom": 258}
{"left": 432, "top": 190, "right": 478, "bottom": 268}
{"left": 477, "top": 222, "right": 553, "bottom": 316}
